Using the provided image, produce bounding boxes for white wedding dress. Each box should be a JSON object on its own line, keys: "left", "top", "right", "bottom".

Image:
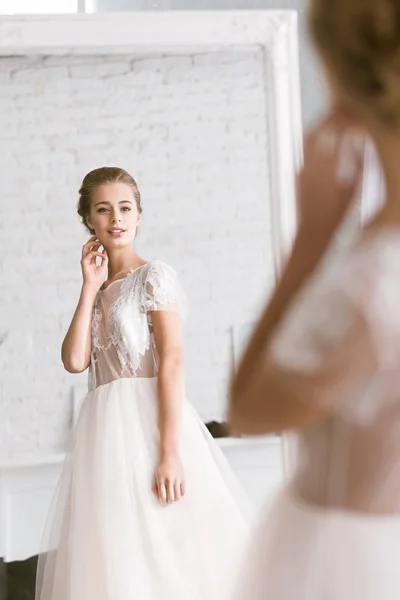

{"left": 234, "top": 227, "right": 400, "bottom": 599}
{"left": 36, "top": 260, "right": 252, "bottom": 600}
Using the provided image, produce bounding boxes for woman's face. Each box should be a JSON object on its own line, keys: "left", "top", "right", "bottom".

{"left": 87, "top": 182, "right": 141, "bottom": 248}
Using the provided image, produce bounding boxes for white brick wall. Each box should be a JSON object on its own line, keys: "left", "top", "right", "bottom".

{"left": 0, "top": 49, "right": 274, "bottom": 458}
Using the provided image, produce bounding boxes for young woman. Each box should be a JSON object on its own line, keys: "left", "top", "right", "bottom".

{"left": 230, "top": 1, "right": 400, "bottom": 598}
{"left": 36, "top": 167, "right": 251, "bottom": 600}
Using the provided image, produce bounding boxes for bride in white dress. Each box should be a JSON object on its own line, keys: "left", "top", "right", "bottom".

{"left": 35, "top": 167, "right": 251, "bottom": 600}
{"left": 230, "top": 1, "right": 400, "bottom": 598}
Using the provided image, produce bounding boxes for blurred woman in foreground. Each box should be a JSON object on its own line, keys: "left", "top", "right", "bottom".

{"left": 230, "top": 1, "right": 400, "bottom": 598}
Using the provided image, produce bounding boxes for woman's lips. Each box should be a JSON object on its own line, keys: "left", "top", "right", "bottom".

{"left": 108, "top": 228, "right": 126, "bottom": 237}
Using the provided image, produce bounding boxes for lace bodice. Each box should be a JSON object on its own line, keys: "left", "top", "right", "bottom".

{"left": 89, "top": 261, "right": 187, "bottom": 390}
{"left": 269, "top": 227, "right": 400, "bottom": 513}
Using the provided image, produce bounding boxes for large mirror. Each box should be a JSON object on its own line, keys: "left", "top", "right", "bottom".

{"left": 0, "top": 10, "right": 302, "bottom": 569}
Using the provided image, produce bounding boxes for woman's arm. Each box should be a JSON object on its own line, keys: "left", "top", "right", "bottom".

{"left": 61, "top": 283, "right": 98, "bottom": 373}
{"left": 229, "top": 112, "right": 365, "bottom": 434}
{"left": 61, "top": 235, "right": 108, "bottom": 373}
{"left": 152, "top": 310, "right": 185, "bottom": 455}
{"left": 151, "top": 309, "right": 185, "bottom": 505}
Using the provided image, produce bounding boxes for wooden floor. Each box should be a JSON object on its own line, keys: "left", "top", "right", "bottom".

{"left": 0, "top": 556, "right": 38, "bottom": 600}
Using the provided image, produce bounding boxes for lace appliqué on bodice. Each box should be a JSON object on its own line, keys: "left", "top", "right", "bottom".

{"left": 92, "top": 303, "right": 103, "bottom": 353}
{"left": 91, "top": 261, "right": 187, "bottom": 377}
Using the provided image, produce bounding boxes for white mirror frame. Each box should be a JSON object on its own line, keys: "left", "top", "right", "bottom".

{"left": 0, "top": 10, "right": 303, "bottom": 475}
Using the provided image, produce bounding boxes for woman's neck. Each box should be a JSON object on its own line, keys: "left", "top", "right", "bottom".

{"left": 106, "top": 246, "right": 145, "bottom": 280}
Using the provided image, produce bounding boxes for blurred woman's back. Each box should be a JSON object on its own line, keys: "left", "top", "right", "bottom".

{"left": 230, "top": 1, "right": 400, "bottom": 598}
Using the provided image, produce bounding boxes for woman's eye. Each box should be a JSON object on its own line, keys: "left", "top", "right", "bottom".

{"left": 121, "top": 207, "right": 131, "bottom": 212}
{"left": 97, "top": 208, "right": 108, "bottom": 213}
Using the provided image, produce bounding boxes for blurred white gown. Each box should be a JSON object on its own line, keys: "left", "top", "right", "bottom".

{"left": 234, "top": 227, "right": 400, "bottom": 599}
{"left": 36, "top": 261, "right": 251, "bottom": 600}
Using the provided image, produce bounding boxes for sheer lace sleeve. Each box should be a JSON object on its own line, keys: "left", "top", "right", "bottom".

{"left": 268, "top": 249, "right": 399, "bottom": 421}
{"left": 144, "top": 261, "right": 188, "bottom": 319}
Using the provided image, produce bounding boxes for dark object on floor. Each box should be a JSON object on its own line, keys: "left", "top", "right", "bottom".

{"left": 7, "top": 555, "right": 38, "bottom": 600}
{"left": 0, "top": 560, "right": 7, "bottom": 600}
{"left": 205, "top": 421, "right": 231, "bottom": 438}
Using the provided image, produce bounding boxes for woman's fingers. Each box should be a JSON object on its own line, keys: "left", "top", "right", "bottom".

{"left": 157, "top": 478, "right": 168, "bottom": 505}
{"left": 167, "top": 480, "right": 175, "bottom": 504}
{"left": 81, "top": 239, "right": 101, "bottom": 259}
{"left": 82, "top": 250, "right": 106, "bottom": 266}
{"left": 155, "top": 478, "right": 185, "bottom": 505}
{"left": 174, "top": 481, "right": 181, "bottom": 501}
{"left": 180, "top": 481, "right": 186, "bottom": 498}
{"left": 151, "top": 477, "right": 158, "bottom": 498}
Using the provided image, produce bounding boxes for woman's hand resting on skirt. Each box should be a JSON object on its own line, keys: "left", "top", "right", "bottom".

{"left": 152, "top": 453, "right": 186, "bottom": 506}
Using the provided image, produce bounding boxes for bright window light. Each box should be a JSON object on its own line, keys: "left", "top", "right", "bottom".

{"left": 0, "top": 0, "right": 78, "bottom": 13}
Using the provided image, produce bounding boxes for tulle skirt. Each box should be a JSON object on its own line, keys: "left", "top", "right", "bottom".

{"left": 36, "top": 377, "right": 252, "bottom": 600}
{"left": 234, "top": 484, "right": 400, "bottom": 600}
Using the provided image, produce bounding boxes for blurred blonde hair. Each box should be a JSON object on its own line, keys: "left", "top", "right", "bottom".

{"left": 309, "top": 0, "right": 400, "bottom": 126}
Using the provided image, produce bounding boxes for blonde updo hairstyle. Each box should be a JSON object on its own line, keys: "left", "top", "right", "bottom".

{"left": 309, "top": 0, "right": 400, "bottom": 126}
{"left": 77, "top": 167, "right": 142, "bottom": 235}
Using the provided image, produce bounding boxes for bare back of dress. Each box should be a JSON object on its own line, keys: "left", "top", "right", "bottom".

{"left": 270, "top": 228, "right": 400, "bottom": 513}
